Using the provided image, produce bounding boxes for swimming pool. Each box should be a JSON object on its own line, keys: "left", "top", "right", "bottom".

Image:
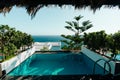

{"left": 8, "top": 52, "right": 108, "bottom": 76}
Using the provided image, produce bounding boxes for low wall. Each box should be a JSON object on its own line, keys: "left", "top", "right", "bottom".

{"left": 81, "top": 47, "right": 115, "bottom": 74}
{"left": 34, "top": 42, "right": 61, "bottom": 51}
{"left": 0, "top": 47, "right": 35, "bottom": 75}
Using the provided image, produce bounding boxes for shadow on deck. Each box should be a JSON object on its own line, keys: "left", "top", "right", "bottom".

{"left": 3, "top": 74, "right": 120, "bottom": 80}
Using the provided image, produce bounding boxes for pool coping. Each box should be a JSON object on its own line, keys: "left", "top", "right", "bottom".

{"left": 81, "top": 47, "right": 120, "bottom": 75}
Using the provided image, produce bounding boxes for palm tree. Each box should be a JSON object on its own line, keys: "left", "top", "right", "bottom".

{"left": 61, "top": 15, "right": 93, "bottom": 50}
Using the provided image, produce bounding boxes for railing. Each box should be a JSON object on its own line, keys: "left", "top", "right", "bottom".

{"left": 0, "top": 71, "right": 7, "bottom": 80}
{"left": 34, "top": 42, "right": 61, "bottom": 51}
{"left": 93, "top": 59, "right": 111, "bottom": 75}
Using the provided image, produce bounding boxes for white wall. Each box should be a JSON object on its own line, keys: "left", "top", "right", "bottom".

{"left": 0, "top": 47, "right": 35, "bottom": 74}
{"left": 34, "top": 42, "right": 61, "bottom": 51}
{"left": 81, "top": 47, "right": 116, "bottom": 74}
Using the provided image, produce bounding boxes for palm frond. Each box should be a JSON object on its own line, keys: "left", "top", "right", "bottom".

{"left": 61, "top": 34, "right": 72, "bottom": 40}
{"left": 82, "top": 20, "right": 91, "bottom": 26}
{"left": 86, "top": 24, "right": 93, "bottom": 29}
{"left": 65, "top": 26, "right": 76, "bottom": 32}
{"left": 65, "top": 26, "right": 72, "bottom": 29}
{"left": 78, "top": 27, "right": 85, "bottom": 32}
{"left": 66, "top": 21, "right": 73, "bottom": 26}
{"left": 75, "top": 27, "right": 80, "bottom": 30}
{"left": 74, "top": 15, "right": 83, "bottom": 21}
{"left": 81, "top": 27, "right": 86, "bottom": 32}
{"left": 61, "top": 40, "right": 70, "bottom": 45}
{"left": 72, "top": 21, "right": 79, "bottom": 27}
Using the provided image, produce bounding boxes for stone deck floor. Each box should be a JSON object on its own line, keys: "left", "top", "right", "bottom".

{"left": 2, "top": 74, "right": 120, "bottom": 80}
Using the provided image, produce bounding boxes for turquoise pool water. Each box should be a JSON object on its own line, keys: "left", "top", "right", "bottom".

{"left": 8, "top": 52, "right": 106, "bottom": 76}
{"left": 115, "top": 54, "right": 120, "bottom": 60}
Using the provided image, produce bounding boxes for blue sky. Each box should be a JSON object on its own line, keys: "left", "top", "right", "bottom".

{"left": 0, "top": 6, "right": 120, "bottom": 35}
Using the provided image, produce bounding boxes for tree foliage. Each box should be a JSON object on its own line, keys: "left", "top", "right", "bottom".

{"left": 112, "top": 31, "right": 120, "bottom": 56}
{"left": 61, "top": 15, "right": 93, "bottom": 50}
{"left": 84, "top": 30, "right": 120, "bottom": 58}
{"left": 0, "top": 25, "right": 33, "bottom": 61}
{"left": 84, "top": 30, "right": 107, "bottom": 51}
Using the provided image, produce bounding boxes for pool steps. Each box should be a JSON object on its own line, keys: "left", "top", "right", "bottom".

{"left": 93, "top": 58, "right": 111, "bottom": 75}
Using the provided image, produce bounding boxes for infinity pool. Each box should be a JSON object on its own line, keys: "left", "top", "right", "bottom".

{"left": 8, "top": 52, "right": 107, "bottom": 76}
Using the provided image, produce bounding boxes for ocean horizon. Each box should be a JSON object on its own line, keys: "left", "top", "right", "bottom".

{"left": 32, "top": 35, "right": 65, "bottom": 42}
{"left": 32, "top": 35, "right": 66, "bottom": 50}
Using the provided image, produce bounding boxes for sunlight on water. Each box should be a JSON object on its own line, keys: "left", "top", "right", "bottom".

{"left": 8, "top": 53, "right": 106, "bottom": 75}
{"left": 115, "top": 54, "right": 120, "bottom": 60}
{"left": 52, "top": 68, "right": 64, "bottom": 75}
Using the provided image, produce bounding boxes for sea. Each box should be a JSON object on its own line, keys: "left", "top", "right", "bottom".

{"left": 32, "top": 35, "right": 66, "bottom": 50}
{"left": 32, "top": 35, "right": 65, "bottom": 42}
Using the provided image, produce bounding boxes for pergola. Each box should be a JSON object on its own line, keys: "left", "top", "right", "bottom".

{"left": 0, "top": 0, "right": 120, "bottom": 18}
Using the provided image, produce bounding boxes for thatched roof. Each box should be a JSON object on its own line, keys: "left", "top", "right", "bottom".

{"left": 0, "top": 0, "right": 120, "bottom": 18}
